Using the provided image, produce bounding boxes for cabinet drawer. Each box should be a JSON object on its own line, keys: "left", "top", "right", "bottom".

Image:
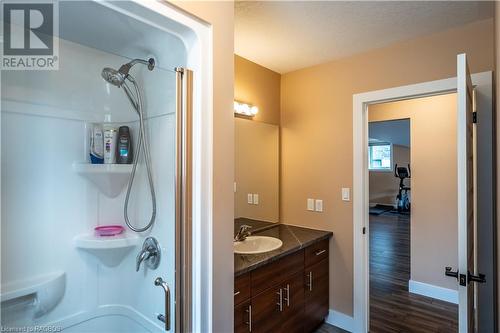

{"left": 235, "top": 273, "right": 251, "bottom": 305}
{"left": 305, "top": 239, "right": 329, "bottom": 268}
{"left": 251, "top": 250, "right": 304, "bottom": 296}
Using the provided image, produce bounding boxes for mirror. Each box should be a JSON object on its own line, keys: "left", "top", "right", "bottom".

{"left": 234, "top": 117, "right": 279, "bottom": 223}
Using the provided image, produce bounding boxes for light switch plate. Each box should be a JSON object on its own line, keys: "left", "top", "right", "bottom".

{"left": 342, "top": 188, "right": 350, "bottom": 201}
{"left": 307, "top": 198, "right": 315, "bottom": 211}
{"left": 253, "top": 194, "right": 259, "bottom": 205}
{"left": 247, "top": 193, "right": 253, "bottom": 204}
{"left": 315, "top": 199, "right": 323, "bottom": 212}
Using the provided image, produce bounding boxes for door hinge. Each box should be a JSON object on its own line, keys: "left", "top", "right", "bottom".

{"left": 362, "top": 227, "right": 366, "bottom": 235}
{"left": 472, "top": 111, "right": 477, "bottom": 123}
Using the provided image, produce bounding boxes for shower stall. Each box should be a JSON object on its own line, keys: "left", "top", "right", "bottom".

{"left": 1, "top": 1, "right": 209, "bottom": 332}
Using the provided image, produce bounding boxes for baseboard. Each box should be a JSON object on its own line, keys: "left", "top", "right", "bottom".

{"left": 325, "top": 309, "right": 354, "bottom": 332}
{"left": 408, "top": 280, "right": 458, "bottom": 304}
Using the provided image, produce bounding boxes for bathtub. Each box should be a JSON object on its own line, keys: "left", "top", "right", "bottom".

{"left": 53, "top": 305, "right": 163, "bottom": 333}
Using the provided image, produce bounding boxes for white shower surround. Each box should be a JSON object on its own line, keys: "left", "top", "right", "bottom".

{"left": 1, "top": 1, "right": 212, "bottom": 332}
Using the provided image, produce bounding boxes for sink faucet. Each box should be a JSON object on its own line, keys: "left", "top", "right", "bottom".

{"left": 234, "top": 224, "right": 252, "bottom": 242}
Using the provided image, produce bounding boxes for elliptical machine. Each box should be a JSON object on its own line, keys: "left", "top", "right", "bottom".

{"left": 394, "top": 164, "right": 411, "bottom": 213}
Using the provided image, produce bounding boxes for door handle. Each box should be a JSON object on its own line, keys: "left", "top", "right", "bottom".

{"left": 445, "top": 267, "right": 458, "bottom": 280}
{"left": 276, "top": 288, "right": 283, "bottom": 312}
{"left": 154, "top": 277, "right": 171, "bottom": 331}
{"left": 468, "top": 271, "right": 486, "bottom": 284}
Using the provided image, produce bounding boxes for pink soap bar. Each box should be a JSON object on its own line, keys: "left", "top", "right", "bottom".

{"left": 95, "top": 225, "right": 125, "bottom": 236}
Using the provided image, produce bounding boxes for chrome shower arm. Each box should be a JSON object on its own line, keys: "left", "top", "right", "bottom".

{"left": 119, "top": 58, "right": 155, "bottom": 76}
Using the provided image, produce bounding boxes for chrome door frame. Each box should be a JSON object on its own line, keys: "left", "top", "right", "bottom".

{"left": 175, "top": 67, "right": 193, "bottom": 333}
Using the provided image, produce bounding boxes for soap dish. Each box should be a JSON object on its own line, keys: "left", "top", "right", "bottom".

{"left": 94, "top": 225, "right": 125, "bottom": 237}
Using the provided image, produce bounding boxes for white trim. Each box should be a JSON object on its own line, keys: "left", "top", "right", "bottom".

{"left": 325, "top": 309, "right": 354, "bottom": 332}
{"left": 352, "top": 71, "right": 492, "bottom": 333}
{"left": 408, "top": 280, "right": 459, "bottom": 304}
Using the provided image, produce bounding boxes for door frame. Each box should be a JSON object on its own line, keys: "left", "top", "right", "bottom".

{"left": 352, "top": 71, "right": 494, "bottom": 333}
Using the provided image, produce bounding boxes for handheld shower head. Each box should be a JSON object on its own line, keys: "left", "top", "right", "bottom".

{"left": 99, "top": 57, "right": 157, "bottom": 234}
{"left": 101, "top": 67, "right": 126, "bottom": 87}
{"left": 101, "top": 58, "right": 155, "bottom": 88}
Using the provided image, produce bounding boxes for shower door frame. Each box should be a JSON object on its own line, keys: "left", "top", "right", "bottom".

{"left": 175, "top": 67, "right": 193, "bottom": 333}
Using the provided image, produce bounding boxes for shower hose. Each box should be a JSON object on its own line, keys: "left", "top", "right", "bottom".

{"left": 121, "top": 74, "right": 157, "bottom": 232}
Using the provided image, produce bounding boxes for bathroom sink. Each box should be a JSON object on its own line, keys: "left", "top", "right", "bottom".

{"left": 234, "top": 236, "right": 283, "bottom": 255}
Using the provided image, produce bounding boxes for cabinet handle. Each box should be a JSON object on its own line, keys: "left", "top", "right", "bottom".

{"left": 306, "top": 271, "right": 313, "bottom": 291}
{"left": 276, "top": 288, "right": 283, "bottom": 312}
{"left": 234, "top": 291, "right": 240, "bottom": 297}
{"left": 245, "top": 304, "right": 252, "bottom": 332}
{"left": 283, "top": 284, "right": 290, "bottom": 307}
{"left": 315, "top": 249, "right": 326, "bottom": 256}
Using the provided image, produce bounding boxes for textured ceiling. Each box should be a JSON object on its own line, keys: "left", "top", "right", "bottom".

{"left": 235, "top": 1, "right": 494, "bottom": 73}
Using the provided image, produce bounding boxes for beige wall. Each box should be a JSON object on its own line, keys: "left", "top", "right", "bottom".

{"left": 369, "top": 144, "right": 410, "bottom": 206}
{"left": 281, "top": 19, "right": 494, "bottom": 315}
{"left": 235, "top": 118, "right": 279, "bottom": 222}
{"left": 235, "top": 55, "right": 281, "bottom": 125}
{"left": 369, "top": 94, "right": 458, "bottom": 291}
{"left": 172, "top": 2, "right": 234, "bottom": 332}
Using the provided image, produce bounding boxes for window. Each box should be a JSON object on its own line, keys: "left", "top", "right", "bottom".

{"left": 369, "top": 143, "right": 392, "bottom": 171}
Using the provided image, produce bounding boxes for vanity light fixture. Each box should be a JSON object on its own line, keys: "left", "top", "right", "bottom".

{"left": 234, "top": 101, "right": 258, "bottom": 117}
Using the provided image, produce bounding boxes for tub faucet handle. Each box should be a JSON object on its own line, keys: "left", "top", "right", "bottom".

{"left": 136, "top": 237, "right": 161, "bottom": 272}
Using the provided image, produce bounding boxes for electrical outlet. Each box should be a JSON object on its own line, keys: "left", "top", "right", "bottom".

{"left": 307, "top": 198, "right": 315, "bottom": 211}
{"left": 342, "top": 188, "right": 350, "bottom": 201}
{"left": 315, "top": 199, "right": 323, "bottom": 212}
{"left": 253, "top": 194, "right": 259, "bottom": 205}
{"left": 247, "top": 193, "right": 253, "bottom": 204}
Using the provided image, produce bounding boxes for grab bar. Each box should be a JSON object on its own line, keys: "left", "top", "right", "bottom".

{"left": 154, "top": 277, "right": 171, "bottom": 331}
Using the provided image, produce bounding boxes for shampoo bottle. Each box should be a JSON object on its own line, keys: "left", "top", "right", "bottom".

{"left": 103, "top": 126, "right": 117, "bottom": 164}
{"left": 116, "top": 126, "right": 133, "bottom": 164}
{"left": 90, "top": 124, "right": 104, "bottom": 164}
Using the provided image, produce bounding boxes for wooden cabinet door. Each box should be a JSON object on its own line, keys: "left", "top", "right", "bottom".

{"left": 235, "top": 301, "right": 251, "bottom": 333}
{"left": 251, "top": 286, "right": 282, "bottom": 333}
{"left": 281, "top": 272, "right": 305, "bottom": 333}
{"left": 304, "top": 259, "right": 329, "bottom": 332}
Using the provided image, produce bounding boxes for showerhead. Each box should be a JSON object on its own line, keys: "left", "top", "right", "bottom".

{"left": 101, "top": 57, "right": 155, "bottom": 88}
{"left": 101, "top": 67, "right": 126, "bottom": 87}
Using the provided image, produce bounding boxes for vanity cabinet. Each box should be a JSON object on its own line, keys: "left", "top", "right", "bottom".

{"left": 304, "top": 240, "right": 330, "bottom": 332}
{"left": 234, "top": 239, "right": 329, "bottom": 333}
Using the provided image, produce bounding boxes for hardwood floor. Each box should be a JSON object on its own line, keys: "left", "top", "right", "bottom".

{"left": 369, "top": 212, "right": 458, "bottom": 333}
{"left": 314, "top": 322, "right": 349, "bottom": 333}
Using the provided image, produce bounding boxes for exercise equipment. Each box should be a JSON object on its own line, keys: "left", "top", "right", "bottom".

{"left": 394, "top": 164, "right": 411, "bottom": 213}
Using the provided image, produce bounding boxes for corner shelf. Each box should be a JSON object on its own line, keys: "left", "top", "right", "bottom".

{"left": 74, "top": 233, "right": 140, "bottom": 250}
{"left": 1, "top": 271, "right": 65, "bottom": 317}
{"left": 73, "top": 163, "right": 132, "bottom": 198}
{"left": 74, "top": 232, "right": 141, "bottom": 266}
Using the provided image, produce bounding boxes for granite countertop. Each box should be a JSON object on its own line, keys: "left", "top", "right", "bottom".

{"left": 234, "top": 219, "right": 333, "bottom": 277}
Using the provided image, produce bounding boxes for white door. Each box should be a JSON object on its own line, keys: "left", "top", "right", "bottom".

{"left": 456, "top": 53, "right": 475, "bottom": 333}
